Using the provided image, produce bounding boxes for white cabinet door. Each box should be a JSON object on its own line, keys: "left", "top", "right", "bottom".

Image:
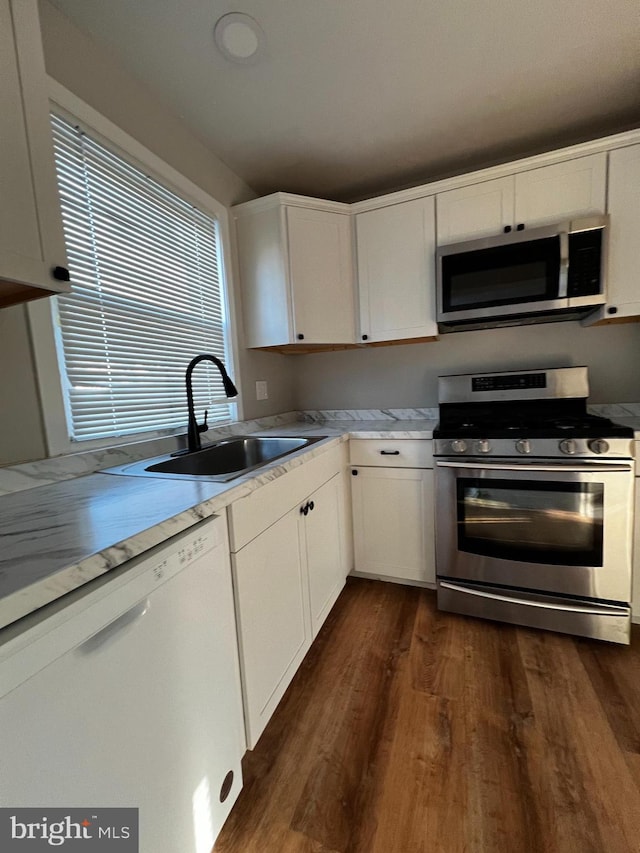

{"left": 303, "top": 473, "right": 347, "bottom": 638}
{"left": 0, "top": 0, "right": 68, "bottom": 306}
{"left": 351, "top": 466, "right": 435, "bottom": 584}
{"left": 286, "top": 206, "right": 355, "bottom": 344}
{"left": 633, "top": 478, "right": 640, "bottom": 621}
{"left": 436, "top": 154, "right": 606, "bottom": 247}
{"left": 232, "top": 509, "right": 311, "bottom": 749}
{"left": 599, "top": 144, "right": 640, "bottom": 321}
{"left": 436, "top": 176, "right": 515, "bottom": 244}
{"left": 356, "top": 196, "right": 437, "bottom": 341}
{"left": 514, "top": 153, "right": 606, "bottom": 228}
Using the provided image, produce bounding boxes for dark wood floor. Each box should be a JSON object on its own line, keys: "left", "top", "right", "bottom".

{"left": 215, "top": 578, "right": 640, "bottom": 853}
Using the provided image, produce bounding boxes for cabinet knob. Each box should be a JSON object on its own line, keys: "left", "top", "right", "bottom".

{"left": 52, "top": 265, "right": 70, "bottom": 282}
{"left": 516, "top": 223, "right": 525, "bottom": 231}
{"left": 308, "top": 500, "right": 314, "bottom": 512}
{"left": 607, "top": 306, "right": 618, "bottom": 315}
{"left": 503, "top": 225, "right": 512, "bottom": 233}
{"left": 300, "top": 503, "right": 309, "bottom": 516}
{"left": 297, "top": 333, "right": 305, "bottom": 340}
{"left": 352, "top": 469, "right": 358, "bottom": 476}
{"left": 362, "top": 334, "right": 369, "bottom": 341}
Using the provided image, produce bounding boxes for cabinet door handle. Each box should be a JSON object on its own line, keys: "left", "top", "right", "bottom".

{"left": 380, "top": 450, "right": 400, "bottom": 455}
{"left": 52, "top": 265, "right": 70, "bottom": 282}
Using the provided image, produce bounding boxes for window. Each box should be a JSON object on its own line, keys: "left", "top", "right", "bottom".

{"left": 48, "top": 112, "right": 236, "bottom": 442}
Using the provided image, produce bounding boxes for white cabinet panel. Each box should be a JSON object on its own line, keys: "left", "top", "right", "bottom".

{"left": 351, "top": 466, "right": 435, "bottom": 584}
{"left": 0, "top": 0, "right": 69, "bottom": 306}
{"left": 598, "top": 144, "right": 640, "bottom": 321}
{"left": 436, "top": 177, "right": 514, "bottom": 244}
{"left": 514, "top": 153, "right": 606, "bottom": 227}
{"left": 356, "top": 197, "right": 437, "bottom": 342}
{"left": 232, "top": 509, "right": 310, "bottom": 749}
{"left": 633, "top": 478, "right": 640, "bottom": 622}
{"left": 304, "top": 473, "right": 347, "bottom": 637}
{"left": 436, "top": 154, "right": 606, "bottom": 247}
{"left": 287, "top": 206, "right": 355, "bottom": 344}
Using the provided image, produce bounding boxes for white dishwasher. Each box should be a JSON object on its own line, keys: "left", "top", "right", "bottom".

{"left": 0, "top": 513, "right": 245, "bottom": 853}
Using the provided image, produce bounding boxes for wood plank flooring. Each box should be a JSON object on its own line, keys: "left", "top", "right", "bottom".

{"left": 215, "top": 579, "right": 640, "bottom": 853}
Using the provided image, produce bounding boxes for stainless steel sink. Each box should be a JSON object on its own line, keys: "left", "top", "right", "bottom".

{"left": 102, "top": 435, "right": 327, "bottom": 482}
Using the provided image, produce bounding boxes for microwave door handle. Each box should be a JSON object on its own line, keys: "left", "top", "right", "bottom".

{"left": 558, "top": 231, "right": 569, "bottom": 298}
{"left": 435, "top": 460, "right": 633, "bottom": 474}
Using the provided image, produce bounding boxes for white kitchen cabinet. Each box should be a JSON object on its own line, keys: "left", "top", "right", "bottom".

{"left": 233, "top": 194, "right": 355, "bottom": 347}
{"left": 350, "top": 440, "right": 436, "bottom": 585}
{"left": 587, "top": 144, "right": 640, "bottom": 324}
{"left": 0, "top": 0, "right": 69, "bottom": 308}
{"left": 232, "top": 508, "right": 311, "bottom": 749}
{"left": 632, "top": 477, "right": 640, "bottom": 623}
{"left": 305, "top": 472, "right": 348, "bottom": 637}
{"left": 229, "top": 443, "right": 349, "bottom": 747}
{"left": 436, "top": 176, "right": 515, "bottom": 244}
{"left": 436, "top": 153, "right": 606, "bottom": 244}
{"left": 355, "top": 197, "right": 438, "bottom": 342}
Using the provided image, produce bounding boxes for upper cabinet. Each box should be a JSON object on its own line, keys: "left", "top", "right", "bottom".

{"left": 355, "top": 197, "right": 437, "bottom": 343}
{"left": 436, "top": 153, "right": 607, "bottom": 245}
{"left": 588, "top": 144, "right": 640, "bottom": 323}
{"left": 0, "top": 0, "right": 69, "bottom": 308}
{"left": 233, "top": 194, "right": 356, "bottom": 347}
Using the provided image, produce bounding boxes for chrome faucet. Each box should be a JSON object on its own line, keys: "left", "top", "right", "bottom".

{"left": 185, "top": 354, "right": 238, "bottom": 453}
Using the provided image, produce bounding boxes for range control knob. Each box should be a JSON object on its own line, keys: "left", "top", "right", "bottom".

{"left": 515, "top": 439, "right": 531, "bottom": 455}
{"left": 588, "top": 438, "right": 610, "bottom": 455}
{"left": 474, "top": 439, "right": 491, "bottom": 454}
{"left": 451, "top": 439, "right": 468, "bottom": 454}
{"left": 559, "top": 439, "right": 577, "bottom": 455}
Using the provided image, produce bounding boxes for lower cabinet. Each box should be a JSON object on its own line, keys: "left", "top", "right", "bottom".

{"left": 229, "top": 445, "right": 349, "bottom": 748}
{"left": 632, "top": 478, "right": 640, "bottom": 621}
{"left": 350, "top": 439, "right": 436, "bottom": 585}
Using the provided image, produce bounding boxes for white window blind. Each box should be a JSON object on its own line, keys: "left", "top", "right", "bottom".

{"left": 49, "top": 113, "right": 235, "bottom": 441}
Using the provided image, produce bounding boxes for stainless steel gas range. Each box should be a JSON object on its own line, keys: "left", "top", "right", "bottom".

{"left": 433, "top": 366, "right": 635, "bottom": 644}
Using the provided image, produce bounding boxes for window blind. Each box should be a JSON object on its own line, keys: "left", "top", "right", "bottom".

{"left": 49, "top": 113, "right": 235, "bottom": 441}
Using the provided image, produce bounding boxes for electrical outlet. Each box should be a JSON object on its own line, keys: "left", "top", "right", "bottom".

{"left": 255, "top": 380, "right": 268, "bottom": 401}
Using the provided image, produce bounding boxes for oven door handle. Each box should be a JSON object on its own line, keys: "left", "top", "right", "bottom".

{"left": 439, "top": 582, "right": 627, "bottom": 616}
{"left": 435, "top": 460, "right": 633, "bottom": 474}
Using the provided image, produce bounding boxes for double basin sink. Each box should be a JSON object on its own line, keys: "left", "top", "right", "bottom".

{"left": 104, "top": 435, "right": 326, "bottom": 483}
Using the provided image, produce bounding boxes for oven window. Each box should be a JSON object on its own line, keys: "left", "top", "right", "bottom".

{"left": 442, "top": 236, "right": 560, "bottom": 313}
{"left": 456, "top": 478, "right": 603, "bottom": 566}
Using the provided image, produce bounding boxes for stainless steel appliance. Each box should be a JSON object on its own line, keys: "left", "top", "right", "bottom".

{"left": 433, "top": 366, "right": 635, "bottom": 643}
{"left": 436, "top": 216, "right": 607, "bottom": 332}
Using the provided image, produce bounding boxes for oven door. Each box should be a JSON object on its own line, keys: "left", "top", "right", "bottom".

{"left": 435, "top": 458, "right": 634, "bottom": 603}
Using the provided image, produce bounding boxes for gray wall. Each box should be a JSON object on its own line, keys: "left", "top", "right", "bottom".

{"left": 0, "top": 1, "right": 296, "bottom": 465}
{"left": 293, "top": 320, "right": 640, "bottom": 410}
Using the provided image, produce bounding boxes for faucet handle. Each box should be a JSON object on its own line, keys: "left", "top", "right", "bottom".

{"left": 197, "top": 409, "right": 209, "bottom": 434}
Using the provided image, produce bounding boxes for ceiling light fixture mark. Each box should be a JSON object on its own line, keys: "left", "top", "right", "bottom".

{"left": 214, "top": 12, "right": 264, "bottom": 64}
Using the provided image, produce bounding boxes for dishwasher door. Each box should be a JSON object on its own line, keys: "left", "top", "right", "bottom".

{"left": 0, "top": 515, "right": 245, "bottom": 853}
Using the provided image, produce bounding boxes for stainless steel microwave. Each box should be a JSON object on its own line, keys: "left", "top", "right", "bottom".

{"left": 436, "top": 215, "right": 607, "bottom": 332}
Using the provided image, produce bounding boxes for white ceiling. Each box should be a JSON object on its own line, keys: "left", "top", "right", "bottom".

{"left": 49, "top": 0, "right": 640, "bottom": 202}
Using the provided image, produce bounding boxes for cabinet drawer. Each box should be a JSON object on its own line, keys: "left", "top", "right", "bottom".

{"left": 349, "top": 439, "right": 433, "bottom": 468}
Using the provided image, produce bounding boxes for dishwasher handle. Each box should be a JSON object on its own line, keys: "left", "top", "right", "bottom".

{"left": 78, "top": 599, "right": 150, "bottom": 655}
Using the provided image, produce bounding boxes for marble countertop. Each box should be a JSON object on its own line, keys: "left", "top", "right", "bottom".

{"left": 2, "top": 401, "right": 636, "bottom": 635}
{"left": 0, "top": 416, "right": 439, "bottom": 633}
